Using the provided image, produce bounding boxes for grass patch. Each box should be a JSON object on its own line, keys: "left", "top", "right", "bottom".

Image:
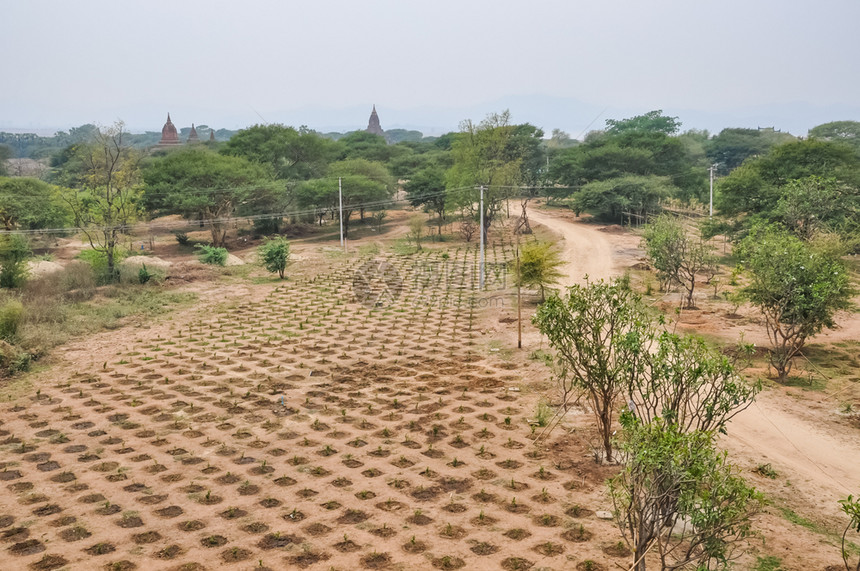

{"left": 753, "top": 556, "right": 784, "bottom": 571}
{"left": 777, "top": 371, "right": 827, "bottom": 392}
{"left": 1, "top": 272, "right": 197, "bottom": 379}
{"left": 779, "top": 506, "right": 829, "bottom": 535}
{"left": 389, "top": 239, "right": 419, "bottom": 256}
{"left": 775, "top": 503, "right": 860, "bottom": 556}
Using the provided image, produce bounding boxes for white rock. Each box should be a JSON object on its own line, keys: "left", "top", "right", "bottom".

{"left": 27, "top": 260, "right": 64, "bottom": 278}
{"left": 224, "top": 253, "right": 245, "bottom": 266}
{"left": 122, "top": 256, "right": 172, "bottom": 270}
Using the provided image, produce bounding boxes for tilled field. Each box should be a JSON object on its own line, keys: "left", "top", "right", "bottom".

{"left": 0, "top": 246, "right": 622, "bottom": 570}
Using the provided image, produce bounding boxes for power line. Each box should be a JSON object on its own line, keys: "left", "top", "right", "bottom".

{"left": 0, "top": 185, "right": 478, "bottom": 237}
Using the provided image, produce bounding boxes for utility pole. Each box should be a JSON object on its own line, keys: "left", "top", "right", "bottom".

{"left": 479, "top": 185, "right": 485, "bottom": 290}
{"left": 708, "top": 164, "right": 716, "bottom": 217}
{"left": 338, "top": 177, "right": 345, "bottom": 250}
{"left": 516, "top": 241, "right": 522, "bottom": 349}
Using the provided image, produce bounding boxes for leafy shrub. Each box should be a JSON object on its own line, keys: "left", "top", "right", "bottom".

{"left": 0, "top": 338, "right": 30, "bottom": 376}
{"left": 174, "top": 232, "right": 190, "bottom": 246}
{"left": 138, "top": 264, "right": 152, "bottom": 284}
{"left": 195, "top": 244, "right": 228, "bottom": 266}
{"left": 534, "top": 400, "right": 553, "bottom": 427}
{"left": 78, "top": 248, "right": 127, "bottom": 284}
{"left": 258, "top": 237, "right": 290, "bottom": 279}
{"left": 253, "top": 218, "right": 281, "bottom": 237}
{"left": 0, "top": 298, "right": 24, "bottom": 341}
{"left": 0, "top": 234, "right": 31, "bottom": 289}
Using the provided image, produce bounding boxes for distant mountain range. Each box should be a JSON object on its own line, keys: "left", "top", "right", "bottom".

{"left": 2, "top": 95, "right": 858, "bottom": 139}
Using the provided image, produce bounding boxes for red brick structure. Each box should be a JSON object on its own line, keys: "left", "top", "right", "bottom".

{"left": 158, "top": 113, "right": 182, "bottom": 146}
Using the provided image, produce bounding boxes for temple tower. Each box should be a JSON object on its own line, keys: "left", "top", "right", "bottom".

{"left": 366, "top": 105, "right": 384, "bottom": 136}
{"left": 187, "top": 123, "right": 200, "bottom": 144}
{"left": 158, "top": 113, "right": 181, "bottom": 146}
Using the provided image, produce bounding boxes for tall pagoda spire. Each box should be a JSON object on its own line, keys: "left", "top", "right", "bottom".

{"left": 366, "top": 105, "right": 384, "bottom": 136}
{"left": 187, "top": 123, "right": 200, "bottom": 144}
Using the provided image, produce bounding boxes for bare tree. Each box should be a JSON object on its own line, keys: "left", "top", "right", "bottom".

{"left": 61, "top": 121, "right": 141, "bottom": 280}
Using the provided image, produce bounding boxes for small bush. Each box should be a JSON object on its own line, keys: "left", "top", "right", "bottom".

{"left": 195, "top": 245, "right": 228, "bottom": 266}
{"left": 534, "top": 400, "right": 553, "bottom": 427}
{"left": 138, "top": 264, "right": 152, "bottom": 285}
{"left": 0, "top": 234, "right": 31, "bottom": 289}
{"left": 78, "top": 249, "right": 127, "bottom": 284}
{"left": 258, "top": 237, "right": 290, "bottom": 279}
{"left": 0, "top": 298, "right": 24, "bottom": 341}
{"left": 253, "top": 218, "right": 281, "bottom": 237}
{"left": 174, "top": 232, "right": 190, "bottom": 246}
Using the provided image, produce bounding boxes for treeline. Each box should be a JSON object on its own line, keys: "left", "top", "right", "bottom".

{"left": 0, "top": 124, "right": 240, "bottom": 160}
{"left": 2, "top": 111, "right": 859, "bottom": 268}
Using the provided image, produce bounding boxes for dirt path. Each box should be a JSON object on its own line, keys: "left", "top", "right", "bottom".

{"left": 528, "top": 210, "right": 615, "bottom": 287}
{"left": 725, "top": 393, "right": 860, "bottom": 516}
{"left": 529, "top": 207, "right": 860, "bottom": 527}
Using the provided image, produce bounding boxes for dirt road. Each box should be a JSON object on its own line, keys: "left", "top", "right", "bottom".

{"left": 530, "top": 207, "right": 860, "bottom": 523}
{"left": 528, "top": 209, "right": 615, "bottom": 287}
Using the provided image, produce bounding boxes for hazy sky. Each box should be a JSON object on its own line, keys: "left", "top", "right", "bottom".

{"left": 3, "top": 0, "right": 860, "bottom": 135}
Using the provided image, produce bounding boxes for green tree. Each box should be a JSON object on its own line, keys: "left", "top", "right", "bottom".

{"left": 642, "top": 214, "right": 715, "bottom": 308}
{"left": 339, "top": 131, "right": 411, "bottom": 164}
{"left": 776, "top": 176, "right": 857, "bottom": 241}
{"left": 738, "top": 227, "right": 854, "bottom": 379}
{"left": 0, "top": 144, "right": 11, "bottom": 176}
{"left": 142, "top": 148, "right": 278, "bottom": 247}
{"left": 295, "top": 158, "right": 393, "bottom": 237}
{"left": 0, "top": 177, "right": 70, "bottom": 231}
{"left": 195, "top": 244, "right": 228, "bottom": 266}
{"left": 0, "top": 234, "right": 31, "bottom": 289}
{"left": 405, "top": 164, "right": 447, "bottom": 236}
{"left": 329, "top": 158, "right": 394, "bottom": 222}
{"left": 629, "top": 332, "right": 759, "bottom": 434}
{"left": 533, "top": 279, "right": 652, "bottom": 462}
{"left": 60, "top": 121, "right": 142, "bottom": 279}
{"left": 605, "top": 110, "right": 681, "bottom": 135}
{"left": 446, "top": 110, "right": 528, "bottom": 243}
{"left": 716, "top": 139, "right": 860, "bottom": 218}
{"left": 609, "top": 418, "right": 760, "bottom": 571}
{"left": 809, "top": 120, "right": 860, "bottom": 152}
{"left": 706, "top": 128, "right": 795, "bottom": 174}
{"left": 384, "top": 129, "right": 424, "bottom": 144}
{"left": 407, "top": 215, "right": 425, "bottom": 251}
{"left": 387, "top": 146, "right": 450, "bottom": 179}
{"left": 221, "top": 124, "right": 340, "bottom": 180}
{"left": 514, "top": 240, "right": 564, "bottom": 302}
{"left": 547, "top": 128, "right": 577, "bottom": 149}
{"left": 549, "top": 129, "right": 704, "bottom": 204}
{"left": 570, "top": 175, "right": 672, "bottom": 223}
{"left": 258, "top": 236, "right": 290, "bottom": 279}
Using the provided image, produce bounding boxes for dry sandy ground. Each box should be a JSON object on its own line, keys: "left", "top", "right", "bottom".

{"left": 0, "top": 235, "right": 633, "bottom": 571}
{"left": 0, "top": 210, "right": 855, "bottom": 570}
{"left": 528, "top": 207, "right": 860, "bottom": 569}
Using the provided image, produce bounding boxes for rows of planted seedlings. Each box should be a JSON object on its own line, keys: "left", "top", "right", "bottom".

{"left": 0, "top": 239, "right": 622, "bottom": 570}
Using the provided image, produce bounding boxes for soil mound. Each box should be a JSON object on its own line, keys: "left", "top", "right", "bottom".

{"left": 27, "top": 261, "right": 64, "bottom": 278}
